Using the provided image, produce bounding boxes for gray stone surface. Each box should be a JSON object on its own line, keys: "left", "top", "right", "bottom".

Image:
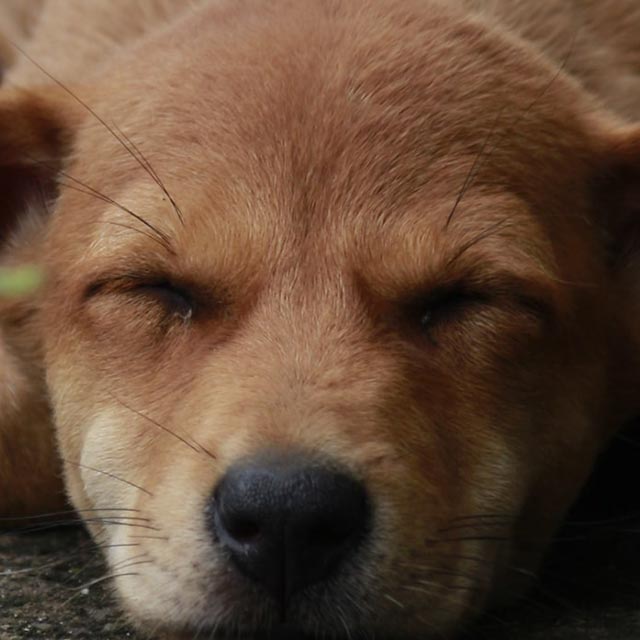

{"left": 1, "top": 517, "right": 640, "bottom": 640}
{"left": 0, "top": 529, "right": 137, "bottom": 640}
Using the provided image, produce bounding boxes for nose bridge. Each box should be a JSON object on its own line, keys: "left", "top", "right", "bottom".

{"left": 248, "top": 302, "right": 405, "bottom": 462}
{"left": 258, "top": 304, "right": 380, "bottom": 419}
{"left": 196, "top": 264, "right": 406, "bottom": 462}
{"left": 260, "top": 265, "right": 371, "bottom": 384}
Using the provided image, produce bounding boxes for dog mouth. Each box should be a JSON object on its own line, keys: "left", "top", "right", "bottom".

{"left": 160, "top": 582, "right": 384, "bottom": 640}
{"left": 127, "top": 525, "right": 479, "bottom": 640}
{"left": 167, "top": 605, "right": 408, "bottom": 640}
{"left": 110, "top": 447, "right": 506, "bottom": 639}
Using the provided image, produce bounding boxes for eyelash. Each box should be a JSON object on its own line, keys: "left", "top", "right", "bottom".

{"left": 88, "top": 277, "right": 542, "bottom": 341}
{"left": 132, "top": 282, "right": 195, "bottom": 320}
{"left": 86, "top": 277, "right": 196, "bottom": 321}
{"left": 409, "top": 288, "right": 486, "bottom": 335}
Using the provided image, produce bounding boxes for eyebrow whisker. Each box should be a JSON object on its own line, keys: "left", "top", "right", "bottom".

{"left": 445, "top": 105, "right": 508, "bottom": 228}
{"left": 11, "top": 42, "right": 185, "bottom": 230}
{"left": 112, "top": 123, "right": 185, "bottom": 227}
{"left": 14, "top": 151, "right": 175, "bottom": 253}
{"left": 445, "top": 218, "right": 513, "bottom": 269}
{"left": 57, "top": 176, "right": 173, "bottom": 251}
{"left": 100, "top": 220, "right": 174, "bottom": 252}
{"left": 444, "top": 31, "right": 577, "bottom": 229}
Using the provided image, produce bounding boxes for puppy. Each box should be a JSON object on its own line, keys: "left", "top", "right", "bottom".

{"left": 1, "top": 0, "right": 639, "bottom": 637}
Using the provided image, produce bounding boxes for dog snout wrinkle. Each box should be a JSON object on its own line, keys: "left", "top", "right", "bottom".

{"left": 210, "top": 454, "right": 371, "bottom": 606}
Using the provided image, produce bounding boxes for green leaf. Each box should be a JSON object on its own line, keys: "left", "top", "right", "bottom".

{"left": 0, "top": 266, "right": 43, "bottom": 297}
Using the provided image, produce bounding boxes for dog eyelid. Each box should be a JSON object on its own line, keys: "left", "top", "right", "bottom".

{"left": 407, "top": 279, "right": 553, "bottom": 337}
{"left": 414, "top": 288, "right": 485, "bottom": 331}
{"left": 133, "top": 282, "right": 195, "bottom": 320}
{"left": 84, "top": 275, "right": 197, "bottom": 320}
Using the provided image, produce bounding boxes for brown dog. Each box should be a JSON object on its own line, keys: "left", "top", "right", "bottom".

{"left": 1, "top": 1, "right": 639, "bottom": 637}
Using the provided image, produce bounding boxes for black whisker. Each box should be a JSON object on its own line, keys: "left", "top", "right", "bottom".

{"left": 4, "top": 517, "right": 157, "bottom": 536}
{"left": 445, "top": 105, "right": 508, "bottom": 228}
{"left": 445, "top": 218, "right": 513, "bottom": 269}
{"left": 16, "top": 150, "right": 174, "bottom": 253}
{"left": 128, "top": 534, "right": 170, "bottom": 542}
{"left": 80, "top": 517, "right": 156, "bottom": 529}
{"left": 60, "top": 459, "right": 153, "bottom": 497}
{"left": 109, "top": 552, "right": 149, "bottom": 571}
{"left": 444, "top": 32, "right": 577, "bottom": 228}
{"left": 101, "top": 220, "right": 175, "bottom": 251}
{"left": 57, "top": 177, "right": 173, "bottom": 250}
{"left": 0, "top": 507, "right": 142, "bottom": 522}
{"left": 112, "top": 123, "right": 185, "bottom": 226}
{"left": 108, "top": 392, "right": 207, "bottom": 456}
{"left": 11, "top": 42, "right": 185, "bottom": 229}
{"left": 0, "top": 555, "right": 78, "bottom": 577}
{"left": 96, "top": 542, "right": 141, "bottom": 551}
{"left": 195, "top": 441, "right": 218, "bottom": 462}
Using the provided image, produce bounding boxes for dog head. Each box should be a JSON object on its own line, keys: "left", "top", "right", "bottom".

{"left": 2, "top": 1, "right": 639, "bottom": 637}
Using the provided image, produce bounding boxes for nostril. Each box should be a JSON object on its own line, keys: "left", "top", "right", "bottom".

{"left": 224, "top": 516, "right": 261, "bottom": 543}
{"left": 212, "top": 494, "right": 265, "bottom": 548}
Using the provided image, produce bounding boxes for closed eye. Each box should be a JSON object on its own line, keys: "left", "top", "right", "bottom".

{"left": 133, "top": 282, "right": 194, "bottom": 320}
{"left": 399, "top": 275, "right": 553, "bottom": 349}
{"left": 85, "top": 276, "right": 196, "bottom": 321}
{"left": 408, "top": 288, "right": 488, "bottom": 335}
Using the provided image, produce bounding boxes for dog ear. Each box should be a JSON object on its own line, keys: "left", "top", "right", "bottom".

{"left": 0, "top": 89, "right": 79, "bottom": 520}
{"left": 591, "top": 125, "right": 640, "bottom": 425}
{"left": 0, "top": 88, "right": 79, "bottom": 243}
{"left": 592, "top": 126, "right": 640, "bottom": 270}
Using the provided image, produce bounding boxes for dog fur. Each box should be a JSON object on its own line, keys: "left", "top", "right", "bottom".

{"left": 1, "top": 1, "right": 639, "bottom": 637}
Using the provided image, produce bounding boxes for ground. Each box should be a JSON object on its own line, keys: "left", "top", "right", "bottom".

{"left": 0, "top": 529, "right": 136, "bottom": 640}
{"left": 2, "top": 429, "right": 640, "bottom": 639}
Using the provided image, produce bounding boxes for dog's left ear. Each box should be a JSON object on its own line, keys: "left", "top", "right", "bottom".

{"left": 591, "top": 124, "right": 640, "bottom": 424}
{"left": 592, "top": 126, "right": 640, "bottom": 269}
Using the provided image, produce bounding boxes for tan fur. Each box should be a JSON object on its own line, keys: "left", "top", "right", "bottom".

{"left": 1, "top": 1, "right": 639, "bottom": 637}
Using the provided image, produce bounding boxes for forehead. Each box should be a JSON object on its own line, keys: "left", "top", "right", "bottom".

{"left": 53, "top": 0, "right": 592, "bottom": 285}
{"left": 57, "top": 169, "right": 553, "bottom": 304}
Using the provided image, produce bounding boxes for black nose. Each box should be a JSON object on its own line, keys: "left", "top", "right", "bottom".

{"left": 209, "top": 453, "right": 371, "bottom": 604}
